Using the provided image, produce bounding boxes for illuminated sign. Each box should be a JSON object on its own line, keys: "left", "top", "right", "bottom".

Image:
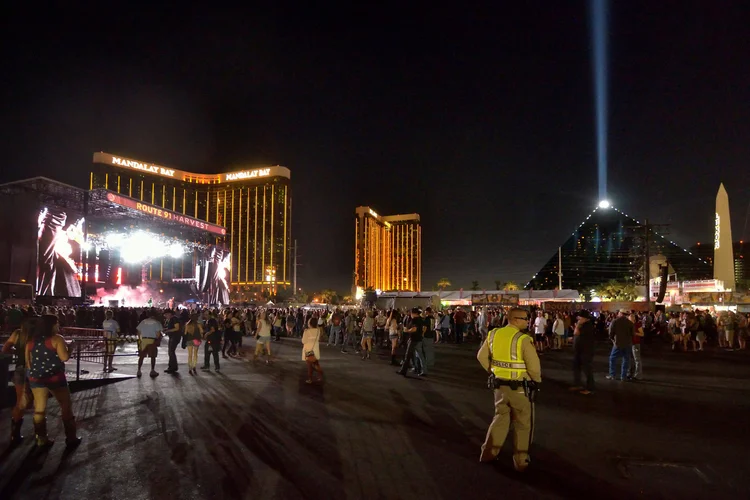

{"left": 112, "top": 156, "right": 175, "bottom": 177}
{"left": 105, "top": 192, "right": 226, "bottom": 236}
{"left": 95, "top": 152, "right": 291, "bottom": 182}
{"left": 224, "top": 168, "right": 271, "bottom": 182}
{"left": 714, "top": 213, "right": 720, "bottom": 250}
{"left": 369, "top": 209, "right": 378, "bottom": 218}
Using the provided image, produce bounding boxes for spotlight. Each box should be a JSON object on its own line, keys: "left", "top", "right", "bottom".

{"left": 598, "top": 200, "right": 611, "bottom": 209}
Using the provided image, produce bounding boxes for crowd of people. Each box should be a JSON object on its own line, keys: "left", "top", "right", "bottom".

{"left": 2, "top": 300, "right": 748, "bottom": 451}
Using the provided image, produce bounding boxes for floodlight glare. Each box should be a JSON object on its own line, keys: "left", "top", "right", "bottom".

{"left": 598, "top": 200, "right": 611, "bottom": 209}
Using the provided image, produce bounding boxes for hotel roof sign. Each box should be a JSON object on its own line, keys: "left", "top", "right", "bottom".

{"left": 93, "top": 152, "right": 290, "bottom": 183}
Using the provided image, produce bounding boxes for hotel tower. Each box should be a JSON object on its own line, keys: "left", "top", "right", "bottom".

{"left": 354, "top": 206, "right": 421, "bottom": 293}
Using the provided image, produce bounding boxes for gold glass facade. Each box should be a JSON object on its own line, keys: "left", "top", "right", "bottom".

{"left": 354, "top": 207, "right": 421, "bottom": 292}
{"left": 90, "top": 152, "right": 291, "bottom": 288}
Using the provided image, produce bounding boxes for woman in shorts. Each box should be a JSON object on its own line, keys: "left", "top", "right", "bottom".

{"left": 184, "top": 314, "right": 203, "bottom": 374}
{"left": 360, "top": 310, "right": 375, "bottom": 360}
{"left": 254, "top": 310, "right": 273, "bottom": 364}
{"left": 25, "top": 314, "right": 81, "bottom": 448}
{"left": 2, "top": 316, "right": 37, "bottom": 445}
{"left": 386, "top": 310, "right": 400, "bottom": 365}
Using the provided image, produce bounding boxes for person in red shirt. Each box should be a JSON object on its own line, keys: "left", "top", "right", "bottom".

{"left": 453, "top": 308, "right": 467, "bottom": 344}
{"left": 629, "top": 313, "right": 644, "bottom": 380}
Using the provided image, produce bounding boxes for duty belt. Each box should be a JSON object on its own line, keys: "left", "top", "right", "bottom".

{"left": 493, "top": 378, "right": 523, "bottom": 390}
{"left": 491, "top": 360, "right": 527, "bottom": 369}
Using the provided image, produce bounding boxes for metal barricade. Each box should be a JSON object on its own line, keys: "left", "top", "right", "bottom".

{"left": 3, "top": 328, "right": 138, "bottom": 382}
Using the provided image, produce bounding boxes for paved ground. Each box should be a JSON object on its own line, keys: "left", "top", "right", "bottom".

{"left": 1, "top": 337, "right": 749, "bottom": 499}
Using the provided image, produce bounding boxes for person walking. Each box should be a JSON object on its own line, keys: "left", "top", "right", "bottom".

{"left": 629, "top": 313, "right": 644, "bottom": 380}
{"left": 302, "top": 318, "right": 323, "bottom": 383}
{"left": 328, "top": 309, "right": 343, "bottom": 347}
{"left": 375, "top": 310, "right": 387, "bottom": 347}
{"left": 25, "top": 314, "right": 81, "bottom": 448}
{"left": 552, "top": 313, "right": 566, "bottom": 350}
{"left": 387, "top": 310, "right": 400, "bottom": 365}
{"left": 607, "top": 309, "right": 634, "bottom": 381}
{"left": 397, "top": 308, "right": 426, "bottom": 377}
{"left": 101, "top": 309, "right": 120, "bottom": 372}
{"left": 2, "top": 316, "right": 37, "bottom": 445}
{"left": 477, "top": 308, "right": 541, "bottom": 471}
{"left": 136, "top": 309, "right": 163, "bottom": 378}
{"left": 202, "top": 312, "right": 221, "bottom": 371}
{"left": 254, "top": 310, "right": 273, "bottom": 364}
{"left": 360, "top": 310, "right": 375, "bottom": 360}
{"left": 163, "top": 309, "right": 182, "bottom": 374}
{"left": 342, "top": 310, "right": 359, "bottom": 354}
{"left": 453, "top": 307, "right": 466, "bottom": 344}
{"left": 570, "top": 310, "right": 596, "bottom": 395}
{"left": 184, "top": 313, "right": 203, "bottom": 374}
{"left": 533, "top": 311, "right": 546, "bottom": 354}
{"left": 421, "top": 307, "right": 438, "bottom": 374}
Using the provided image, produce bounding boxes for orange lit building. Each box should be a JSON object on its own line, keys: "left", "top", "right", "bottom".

{"left": 90, "top": 152, "right": 291, "bottom": 290}
{"left": 354, "top": 207, "right": 421, "bottom": 292}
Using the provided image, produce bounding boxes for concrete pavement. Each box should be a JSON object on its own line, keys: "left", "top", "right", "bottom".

{"left": 1, "top": 337, "right": 749, "bottom": 499}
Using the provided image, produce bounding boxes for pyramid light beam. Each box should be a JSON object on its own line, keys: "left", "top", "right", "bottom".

{"left": 590, "top": 0, "right": 609, "bottom": 202}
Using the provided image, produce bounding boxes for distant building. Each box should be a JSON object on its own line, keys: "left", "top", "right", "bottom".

{"left": 525, "top": 204, "right": 711, "bottom": 292}
{"left": 713, "top": 183, "right": 735, "bottom": 290}
{"left": 354, "top": 207, "right": 421, "bottom": 292}
{"left": 691, "top": 240, "right": 748, "bottom": 290}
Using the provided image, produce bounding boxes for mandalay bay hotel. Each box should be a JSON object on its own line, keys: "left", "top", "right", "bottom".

{"left": 90, "top": 152, "right": 292, "bottom": 293}
{"left": 354, "top": 206, "right": 421, "bottom": 295}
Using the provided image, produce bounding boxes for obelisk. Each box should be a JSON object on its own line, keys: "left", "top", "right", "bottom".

{"left": 714, "top": 183, "right": 736, "bottom": 290}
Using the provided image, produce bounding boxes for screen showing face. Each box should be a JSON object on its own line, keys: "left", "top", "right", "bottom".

{"left": 37, "top": 207, "right": 84, "bottom": 297}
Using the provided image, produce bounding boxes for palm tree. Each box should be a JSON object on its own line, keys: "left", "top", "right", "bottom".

{"left": 437, "top": 278, "right": 452, "bottom": 290}
{"left": 470, "top": 280, "right": 480, "bottom": 291}
{"left": 593, "top": 280, "right": 638, "bottom": 301}
{"left": 320, "top": 289, "right": 339, "bottom": 304}
{"left": 502, "top": 281, "right": 519, "bottom": 291}
{"left": 494, "top": 280, "right": 502, "bottom": 290}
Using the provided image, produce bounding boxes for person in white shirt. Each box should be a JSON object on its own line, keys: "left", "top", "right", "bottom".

{"left": 255, "top": 310, "right": 273, "bottom": 364}
{"left": 533, "top": 311, "right": 547, "bottom": 353}
{"left": 552, "top": 313, "right": 566, "bottom": 350}
{"left": 302, "top": 318, "right": 323, "bottom": 384}
{"left": 136, "top": 310, "right": 163, "bottom": 378}
{"left": 101, "top": 309, "right": 120, "bottom": 373}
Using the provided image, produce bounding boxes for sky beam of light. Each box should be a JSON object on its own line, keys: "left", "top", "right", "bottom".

{"left": 590, "top": 0, "right": 609, "bottom": 201}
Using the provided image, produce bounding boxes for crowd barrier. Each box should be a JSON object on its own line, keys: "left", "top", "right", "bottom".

{"left": 3, "top": 327, "right": 139, "bottom": 382}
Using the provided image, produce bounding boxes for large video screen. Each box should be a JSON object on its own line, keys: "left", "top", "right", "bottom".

{"left": 37, "top": 207, "right": 85, "bottom": 297}
{"left": 196, "top": 246, "right": 231, "bottom": 305}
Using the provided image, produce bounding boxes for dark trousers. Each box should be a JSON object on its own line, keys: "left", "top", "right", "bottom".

{"left": 455, "top": 324, "right": 464, "bottom": 344}
{"left": 573, "top": 351, "right": 595, "bottom": 390}
{"left": 222, "top": 332, "right": 237, "bottom": 356}
{"left": 204, "top": 341, "right": 220, "bottom": 369}
{"left": 398, "top": 339, "right": 417, "bottom": 375}
{"left": 167, "top": 334, "right": 181, "bottom": 371}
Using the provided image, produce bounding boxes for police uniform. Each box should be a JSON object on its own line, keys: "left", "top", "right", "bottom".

{"left": 477, "top": 324, "right": 541, "bottom": 470}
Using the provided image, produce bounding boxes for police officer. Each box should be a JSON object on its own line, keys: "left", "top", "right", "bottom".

{"left": 477, "top": 308, "right": 541, "bottom": 471}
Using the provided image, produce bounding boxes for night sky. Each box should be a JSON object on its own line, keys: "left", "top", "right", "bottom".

{"left": 2, "top": 2, "right": 749, "bottom": 293}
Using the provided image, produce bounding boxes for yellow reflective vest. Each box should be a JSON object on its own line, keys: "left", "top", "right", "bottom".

{"left": 488, "top": 326, "right": 529, "bottom": 380}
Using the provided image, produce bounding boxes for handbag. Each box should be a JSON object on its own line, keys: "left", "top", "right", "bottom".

{"left": 305, "top": 331, "right": 320, "bottom": 361}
